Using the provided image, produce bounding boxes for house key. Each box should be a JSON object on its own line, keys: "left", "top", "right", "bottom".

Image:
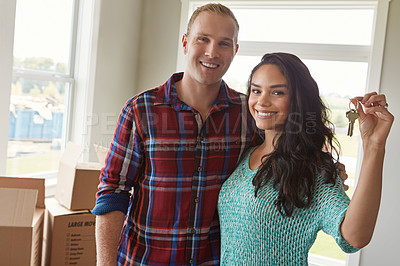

{"left": 346, "top": 103, "right": 358, "bottom": 137}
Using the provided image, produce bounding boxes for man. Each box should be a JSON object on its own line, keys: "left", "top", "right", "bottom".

{"left": 92, "top": 3, "right": 347, "bottom": 265}
{"left": 92, "top": 4, "right": 260, "bottom": 265}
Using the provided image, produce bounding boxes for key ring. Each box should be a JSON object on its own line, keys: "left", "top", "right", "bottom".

{"left": 349, "top": 101, "right": 357, "bottom": 110}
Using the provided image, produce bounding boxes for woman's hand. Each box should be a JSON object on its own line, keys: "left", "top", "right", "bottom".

{"left": 341, "top": 92, "right": 393, "bottom": 248}
{"left": 351, "top": 92, "right": 394, "bottom": 148}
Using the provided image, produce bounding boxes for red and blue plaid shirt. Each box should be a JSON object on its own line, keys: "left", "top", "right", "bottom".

{"left": 92, "top": 73, "right": 262, "bottom": 265}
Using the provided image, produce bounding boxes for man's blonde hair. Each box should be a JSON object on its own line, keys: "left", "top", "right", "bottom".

{"left": 186, "top": 3, "right": 239, "bottom": 42}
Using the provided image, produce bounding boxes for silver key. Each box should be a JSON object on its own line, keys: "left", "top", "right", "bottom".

{"left": 346, "top": 109, "right": 358, "bottom": 137}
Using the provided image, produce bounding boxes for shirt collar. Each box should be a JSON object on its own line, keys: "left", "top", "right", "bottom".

{"left": 154, "top": 72, "right": 243, "bottom": 111}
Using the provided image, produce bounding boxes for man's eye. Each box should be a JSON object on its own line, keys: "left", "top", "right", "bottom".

{"left": 251, "top": 89, "right": 260, "bottom": 94}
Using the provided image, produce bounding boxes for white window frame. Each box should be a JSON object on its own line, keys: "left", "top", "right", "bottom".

{"left": 0, "top": 0, "right": 102, "bottom": 196}
{"left": 1, "top": 0, "right": 79, "bottom": 194}
{"left": 178, "top": 1, "right": 390, "bottom": 266}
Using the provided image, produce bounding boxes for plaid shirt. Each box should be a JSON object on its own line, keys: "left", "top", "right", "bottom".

{"left": 92, "top": 73, "right": 262, "bottom": 265}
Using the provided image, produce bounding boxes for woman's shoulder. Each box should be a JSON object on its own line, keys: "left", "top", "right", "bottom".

{"left": 312, "top": 171, "right": 349, "bottom": 203}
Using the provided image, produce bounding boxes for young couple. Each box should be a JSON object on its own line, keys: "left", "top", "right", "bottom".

{"left": 92, "top": 3, "right": 394, "bottom": 265}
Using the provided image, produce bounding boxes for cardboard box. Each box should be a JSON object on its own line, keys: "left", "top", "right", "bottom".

{"left": 0, "top": 177, "right": 45, "bottom": 266}
{"left": 42, "top": 197, "right": 96, "bottom": 266}
{"left": 55, "top": 142, "right": 102, "bottom": 210}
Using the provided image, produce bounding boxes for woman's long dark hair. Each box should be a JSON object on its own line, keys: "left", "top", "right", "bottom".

{"left": 248, "top": 53, "right": 340, "bottom": 217}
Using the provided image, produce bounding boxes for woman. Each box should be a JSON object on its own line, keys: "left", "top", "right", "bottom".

{"left": 218, "top": 53, "right": 394, "bottom": 265}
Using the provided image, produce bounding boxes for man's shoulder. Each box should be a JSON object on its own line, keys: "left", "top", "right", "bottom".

{"left": 125, "top": 87, "right": 161, "bottom": 107}
{"left": 224, "top": 85, "right": 248, "bottom": 106}
{"left": 126, "top": 74, "right": 177, "bottom": 107}
{"left": 227, "top": 87, "right": 247, "bottom": 97}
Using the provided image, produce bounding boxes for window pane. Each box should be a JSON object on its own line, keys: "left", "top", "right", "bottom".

{"left": 224, "top": 56, "right": 260, "bottom": 94}
{"left": 304, "top": 59, "right": 368, "bottom": 97}
{"left": 13, "top": 0, "right": 75, "bottom": 74}
{"left": 7, "top": 77, "right": 69, "bottom": 176}
{"left": 305, "top": 59, "right": 363, "bottom": 260}
{"left": 232, "top": 8, "right": 374, "bottom": 45}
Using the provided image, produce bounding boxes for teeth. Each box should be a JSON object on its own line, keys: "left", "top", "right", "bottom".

{"left": 201, "top": 62, "right": 218, "bottom": 68}
{"left": 258, "top": 111, "right": 275, "bottom": 117}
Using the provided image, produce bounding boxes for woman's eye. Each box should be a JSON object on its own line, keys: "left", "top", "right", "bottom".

{"left": 251, "top": 89, "right": 260, "bottom": 94}
{"left": 273, "top": 90, "right": 284, "bottom": 95}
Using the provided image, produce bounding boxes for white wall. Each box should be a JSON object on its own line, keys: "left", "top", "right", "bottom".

{"left": 358, "top": 0, "right": 400, "bottom": 264}
{"left": 136, "top": 0, "right": 181, "bottom": 90}
{"left": 85, "top": 0, "right": 181, "bottom": 162}
{"left": 0, "top": 0, "right": 16, "bottom": 175}
{"left": 86, "top": 0, "right": 144, "bottom": 161}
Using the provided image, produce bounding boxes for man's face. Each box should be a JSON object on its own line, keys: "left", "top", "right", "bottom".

{"left": 182, "top": 12, "right": 239, "bottom": 88}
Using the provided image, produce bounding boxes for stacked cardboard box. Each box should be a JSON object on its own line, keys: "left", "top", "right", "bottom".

{"left": 0, "top": 143, "right": 104, "bottom": 266}
{"left": 0, "top": 177, "right": 45, "bottom": 266}
{"left": 42, "top": 198, "right": 96, "bottom": 266}
{"left": 42, "top": 142, "right": 104, "bottom": 266}
{"left": 55, "top": 142, "right": 103, "bottom": 210}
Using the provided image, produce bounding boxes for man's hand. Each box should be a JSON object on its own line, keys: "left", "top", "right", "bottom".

{"left": 335, "top": 162, "right": 349, "bottom": 191}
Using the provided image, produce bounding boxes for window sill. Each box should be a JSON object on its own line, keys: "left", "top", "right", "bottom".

{"left": 17, "top": 170, "right": 58, "bottom": 197}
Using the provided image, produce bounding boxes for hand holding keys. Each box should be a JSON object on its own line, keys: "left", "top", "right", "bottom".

{"left": 346, "top": 92, "right": 393, "bottom": 145}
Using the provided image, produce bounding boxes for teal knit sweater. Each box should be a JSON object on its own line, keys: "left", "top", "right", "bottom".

{"left": 218, "top": 148, "right": 359, "bottom": 265}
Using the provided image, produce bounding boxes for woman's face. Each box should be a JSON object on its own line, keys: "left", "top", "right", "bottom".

{"left": 248, "top": 64, "right": 290, "bottom": 133}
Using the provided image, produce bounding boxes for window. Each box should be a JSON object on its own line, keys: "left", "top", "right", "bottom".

{"left": 180, "top": 1, "right": 389, "bottom": 265}
{"left": 6, "top": 0, "right": 78, "bottom": 180}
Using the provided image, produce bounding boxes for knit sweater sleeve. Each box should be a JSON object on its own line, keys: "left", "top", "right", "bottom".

{"left": 315, "top": 174, "right": 360, "bottom": 253}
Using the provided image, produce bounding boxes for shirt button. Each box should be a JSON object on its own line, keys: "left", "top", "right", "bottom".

{"left": 194, "top": 197, "right": 199, "bottom": 203}
{"left": 189, "top": 259, "right": 194, "bottom": 264}
{"left": 191, "top": 228, "right": 196, "bottom": 234}
{"left": 197, "top": 166, "right": 202, "bottom": 172}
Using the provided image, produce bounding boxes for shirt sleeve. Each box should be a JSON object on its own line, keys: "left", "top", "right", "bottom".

{"left": 316, "top": 173, "right": 360, "bottom": 254}
{"left": 91, "top": 98, "right": 145, "bottom": 215}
